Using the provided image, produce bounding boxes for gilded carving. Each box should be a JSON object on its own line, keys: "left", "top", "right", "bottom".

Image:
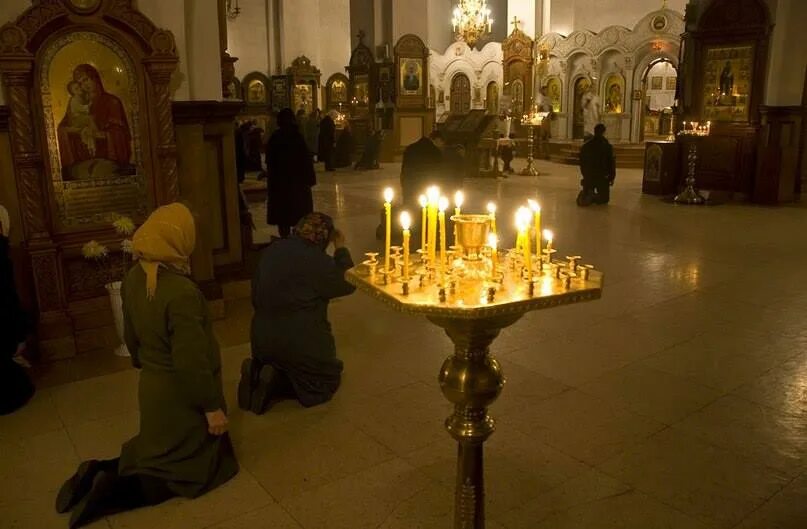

{"left": 31, "top": 251, "right": 63, "bottom": 312}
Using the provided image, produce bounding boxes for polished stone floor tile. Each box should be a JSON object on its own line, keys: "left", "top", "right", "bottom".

{"left": 733, "top": 473, "right": 807, "bottom": 529}
{"left": 598, "top": 428, "right": 791, "bottom": 528}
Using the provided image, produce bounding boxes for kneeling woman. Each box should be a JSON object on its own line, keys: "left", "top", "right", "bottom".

{"left": 240, "top": 212, "right": 355, "bottom": 414}
{"left": 56, "top": 204, "right": 238, "bottom": 528}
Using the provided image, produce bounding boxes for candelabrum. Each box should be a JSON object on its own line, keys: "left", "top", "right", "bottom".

{"left": 678, "top": 120, "right": 711, "bottom": 137}
{"left": 674, "top": 143, "right": 706, "bottom": 205}
{"left": 347, "top": 213, "right": 603, "bottom": 529}
{"left": 519, "top": 111, "right": 549, "bottom": 177}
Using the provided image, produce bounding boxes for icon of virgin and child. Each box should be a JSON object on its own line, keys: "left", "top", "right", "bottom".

{"left": 56, "top": 64, "right": 136, "bottom": 181}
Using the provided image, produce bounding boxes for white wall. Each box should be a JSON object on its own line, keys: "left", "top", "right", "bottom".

{"left": 507, "top": 0, "right": 537, "bottom": 37}
{"left": 549, "top": 0, "right": 687, "bottom": 34}
{"left": 279, "top": 0, "right": 350, "bottom": 81}
{"left": 428, "top": 0, "right": 453, "bottom": 53}
{"left": 226, "top": 0, "right": 270, "bottom": 78}
{"left": 765, "top": 0, "right": 807, "bottom": 106}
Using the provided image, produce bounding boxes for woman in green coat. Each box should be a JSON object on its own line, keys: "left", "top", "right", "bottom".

{"left": 55, "top": 203, "right": 238, "bottom": 529}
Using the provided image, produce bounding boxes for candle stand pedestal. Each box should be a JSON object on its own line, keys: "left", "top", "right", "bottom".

{"left": 674, "top": 143, "right": 706, "bottom": 205}
{"left": 346, "top": 215, "right": 603, "bottom": 529}
{"left": 520, "top": 123, "right": 539, "bottom": 176}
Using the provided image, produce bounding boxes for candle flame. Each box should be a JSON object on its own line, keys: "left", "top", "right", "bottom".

{"left": 400, "top": 211, "right": 411, "bottom": 230}
{"left": 527, "top": 199, "right": 540, "bottom": 212}
{"left": 487, "top": 233, "right": 498, "bottom": 249}
{"left": 383, "top": 187, "right": 394, "bottom": 203}
{"left": 543, "top": 229, "right": 554, "bottom": 242}
{"left": 515, "top": 207, "right": 531, "bottom": 230}
{"left": 418, "top": 194, "right": 427, "bottom": 208}
{"left": 486, "top": 202, "right": 497, "bottom": 214}
{"left": 454, "top": 190, "right": 464, "bottom": 208}
{"left": 438, "top": 196, "right": 449, "bottom": 212}
{"left": 426, "top": 186, "right": 440, "bottom": 204}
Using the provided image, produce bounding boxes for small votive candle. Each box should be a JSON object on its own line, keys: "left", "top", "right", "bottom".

{"left": 400, "top": 211, "right": 412, "bottom": 282}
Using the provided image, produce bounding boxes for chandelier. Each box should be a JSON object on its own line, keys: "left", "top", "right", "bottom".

{"left": 451, "top": 1, "right": 494, "bottom": 48}
{"left": 226, "top": 0, "right": 241, "bottom": 20}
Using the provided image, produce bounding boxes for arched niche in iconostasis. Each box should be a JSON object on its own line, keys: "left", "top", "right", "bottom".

{"left": 240, "top": 71, "right": 271, "bottom": 132}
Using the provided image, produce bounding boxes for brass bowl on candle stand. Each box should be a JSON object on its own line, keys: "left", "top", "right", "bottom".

{"left": 452, "top": 214, "right": 491, "bottom": 260}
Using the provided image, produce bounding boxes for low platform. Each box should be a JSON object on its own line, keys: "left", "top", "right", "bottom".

{"left": 547, "top": 140, "right": 646, "bottom": 169}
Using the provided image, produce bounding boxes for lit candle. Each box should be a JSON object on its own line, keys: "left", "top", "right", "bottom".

{"left": 453, "top": 190, "right": 464, "bottom": 246}
{"left": 383, "top": 187, "right": 394, "bottom": 274}
{"left": 516, "top": 207, "right": 532, "bottom": 282}
{"left": 707, "top": 121, "right": 711, "bottom": 135}
{"left": 418, "top": 194, "right": 428, "bottom": 252}
{"left": 528, "top": 199, "right": 541, "bottom": 261}
{"left": 400, "top": 211, "right": 411, "bottom": 282}
{"left": 427, "top": 186, "right": 440, "bottom": 267}
{"left": 438, "top": 196, "right": 449, "bottom": 277}
{"left": 487, "top": 202, "right": 497, "bottom": 238}
{"left": 488, "top": 233, "right": 498, "bottom": 276}
{"left": 543, "top": 229, "right": 554, "bottom": 263}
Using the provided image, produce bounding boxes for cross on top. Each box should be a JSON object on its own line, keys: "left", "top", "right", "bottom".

{"left": 511, "top": 16, "right": 521, "bottom": 31}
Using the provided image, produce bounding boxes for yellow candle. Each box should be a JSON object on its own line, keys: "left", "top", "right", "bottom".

{"left": 383, "top": 187, "right": 394, "bottom": 273}
{"left": 488, "top": 233, "right": 498, "bottom": 276}
{"left": 438, "top": 196, "right": 449, "bottom": 277}
{"left": 400, "top": 211, "right": 411, "bottom": 282}
{"left": 516, "top": 207, "right": 532, "bottom": 282}
{"left": 427, "top": 186, "right": 439, "bottom": 266}
{"left": 487, "top": 202, "right": 497, "bottom": 237}
{"left": 453, "top": 190, "right": 464, "bottom": 245}
{"left": 528, "top": 199, "right": 541, "bottom": 260}
{"left": 418, "top": 194, "right": 427, "bottom": 252}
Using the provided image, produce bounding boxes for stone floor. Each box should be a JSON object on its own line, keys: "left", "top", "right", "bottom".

{"left": 3, "top": 158, "right": 807, "bottom": 528}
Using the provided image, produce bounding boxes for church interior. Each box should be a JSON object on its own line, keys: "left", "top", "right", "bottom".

{"left": 1, "top": 0, "right": 806, "bottom": 527}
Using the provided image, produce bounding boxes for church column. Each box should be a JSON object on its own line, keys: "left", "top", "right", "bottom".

{"left": 184, "top": 0, "right": 223, "bottom": 100}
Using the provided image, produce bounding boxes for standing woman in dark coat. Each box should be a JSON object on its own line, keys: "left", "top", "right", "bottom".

{"left": 318, "top": 111, "right": 337, "bottom": 171}
{"left": 333, "top": 119, "right": 354, "bottom": 168}
{"left": 55, "top": 204, "right": 238, "bottom": 528}
{"left": 0, "top": 208, "right": 35, "bottom": 416}
{"left": 239, "top": 212, "right": 355, "bottom": 414}
{"left": 266, "top": 108, "right": 316, "bottom": 238}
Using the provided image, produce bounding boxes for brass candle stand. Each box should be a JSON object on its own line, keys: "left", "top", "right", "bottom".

{"left": 674, "top": 143, "right": 706, "bottom": 205}
{"left": 347, "top": 215, "right": 603, "bottom": 529}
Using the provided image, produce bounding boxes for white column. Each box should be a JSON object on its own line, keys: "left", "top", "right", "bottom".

{"left": 184, "top": 0, "right": 223, "bottom": 100}
{"left": 392, "top": 0, "right": 429, "bottom": 43}
{"left": 541, "top": 0, "right": 551, "bottom": 35}
{"left": 225, "top": 0, "right": 269, "bottom": 78}
{"left": 137, "top": 0, "right": 192, "bottom": 100}
{"left": 765, "top": 0, "right": 807, "bottom": 106}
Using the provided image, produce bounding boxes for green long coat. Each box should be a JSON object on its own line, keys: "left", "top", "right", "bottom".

{"left": 119, "top": 266, "right": 238, "bottom": 498}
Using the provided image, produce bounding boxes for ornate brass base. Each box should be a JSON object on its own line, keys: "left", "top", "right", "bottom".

{"left": 430, "top": 314, "right": 522, "bottom": 529}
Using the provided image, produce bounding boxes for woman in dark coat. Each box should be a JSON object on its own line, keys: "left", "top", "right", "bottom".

{"left": 239, "top": 212, "right": 355, "bottom": 414}
{"left": 266, "top": 108, "right": 316, "bottom": 238}
{"left": 0, "top": 211, "right": 34, "bottom": 416}
{"left": 56, "top": 204, "right": 238, "bottom": 529}
{"left": 318, "top": 111, "right": 336, "bottom": 171}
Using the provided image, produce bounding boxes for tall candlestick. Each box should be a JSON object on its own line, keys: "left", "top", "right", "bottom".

{"left": 543, "top": 229, "right": 554, "bottom": 264}
{"left": 528, "top": 199, "right": 541, "bottom": 261}
{"left": 438, "top": 196, "right": 449, "bottom": 278}
{"left": 516, "top": 207, "right": 532, "bottom": 282}
{"left": 453, "top": 190, "right": 464, "bottom": 246}
{"left": 383, "top": 187, "right": 394, "bottom": 274}
{"left": 427, "top": 186, "right": 440, "bottom": 267}
{"left": 487, "top": 202, "right": 497, "bottom": 238}
{"left": 400, "top": 211, "right": 411, "bottom": 282}
{"left": 418, "top": 194, "right": 427, "bottom": 252}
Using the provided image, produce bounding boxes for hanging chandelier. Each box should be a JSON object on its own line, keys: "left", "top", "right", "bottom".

{"left": 226, "top": 0, "right": 241, "bottom": 20}
{"left": 451, "top": 1, "right": 494, "bottom": 48}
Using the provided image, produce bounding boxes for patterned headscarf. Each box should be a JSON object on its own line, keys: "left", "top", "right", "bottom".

{"left": 294, "top": 212, "right": 334, "bottom": 248}
{"left": 131, "top": 203, "right": 196, "bottom": 299}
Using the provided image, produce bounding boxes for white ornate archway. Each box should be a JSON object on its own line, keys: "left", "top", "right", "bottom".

{"left": 430, "top": 41, "right": 503, "bottom": 120}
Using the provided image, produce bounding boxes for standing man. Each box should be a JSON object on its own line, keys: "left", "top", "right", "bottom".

{"left": 318, "top": 111, "right": 336, "bottom": 172}
{"left": 578, "top": 123, "right": 616, "bottom": 206}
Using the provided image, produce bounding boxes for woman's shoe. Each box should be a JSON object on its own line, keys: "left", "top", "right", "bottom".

{"left": 55, "top": 459, "right": 102, "bottom": 513}
{"left": 68, "top": 470, "right": 115, "bottom": 529}
{"left": 250, "top": 364, "right": 279, "bottom": 415}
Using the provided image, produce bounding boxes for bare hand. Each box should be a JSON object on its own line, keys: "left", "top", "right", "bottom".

{"left": 205, "top": 409, "right": 229, "bottom": 436}
{"left": 331, "top": 229, "right": 346, "bottom": 249}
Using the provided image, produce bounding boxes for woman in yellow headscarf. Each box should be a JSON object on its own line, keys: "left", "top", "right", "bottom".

{"left": 56, "top": 203, "right": 238, "bottom": 529}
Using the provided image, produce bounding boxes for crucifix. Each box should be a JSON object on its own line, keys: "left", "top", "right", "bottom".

{"left": 511, "top": 16, "right": 521, "bottom": 32}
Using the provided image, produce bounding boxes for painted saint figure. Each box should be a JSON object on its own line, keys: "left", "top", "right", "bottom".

{"left": 402, "top": 60, "right": 420, "bottom": 92}
{"left": 57, "top": 64, "right": 134, "bottom": 180}
{"left": 719, "top": 60, "right": 734, "bottom": 96}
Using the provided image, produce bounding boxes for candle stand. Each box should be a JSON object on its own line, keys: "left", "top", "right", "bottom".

{"left": 348, "top": 215, "right": 603, "bottom": 529}
{"left": 520, "top": 123, "right": 539, "bottom": 176}
{"left": 674, "top": 144, "right": 706, "bottom": 205}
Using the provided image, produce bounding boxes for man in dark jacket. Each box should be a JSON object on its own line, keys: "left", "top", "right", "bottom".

{"left": 318, "top": 111, "right": 336, "bottom": 171}
{"left": 399, "top": 130, "right": 444, "bottom": 210}
{"left": 240, "top": 212, "right": 355, "bottom": 414}
{"left": 266, "top": 108, "right": 316, "bottom": 237}
{"left": 578, "top": 123, "right": 616, "bottom": 206}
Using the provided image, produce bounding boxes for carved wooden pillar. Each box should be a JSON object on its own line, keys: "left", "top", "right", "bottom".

{"left": 144, "top": 59, "right": 181, "bottom": 205}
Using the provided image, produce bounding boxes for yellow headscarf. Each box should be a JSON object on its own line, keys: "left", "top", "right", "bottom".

{"left": 131, "top": 203, "right": 196, "bottom": 299}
